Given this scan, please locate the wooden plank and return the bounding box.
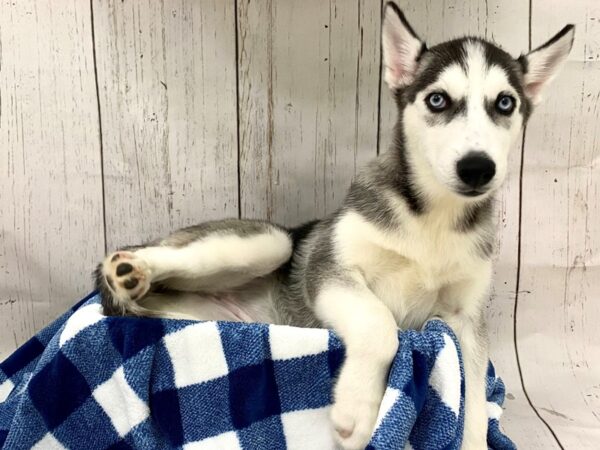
[92,0,239,251]
[518,1,600,447]
[237,0,381,225]
[0,1,104,359]
[379,1,559,447]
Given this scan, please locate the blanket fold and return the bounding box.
[0,293,515,450]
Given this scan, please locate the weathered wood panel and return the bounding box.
[92,0,239,250]
[518,0,600,447]
[379,1,558,447]
[0,1,104,359]
[237,0,381,225]
[0,2,598,447]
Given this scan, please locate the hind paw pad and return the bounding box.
[102,251,151,301]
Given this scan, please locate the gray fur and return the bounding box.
[343,167,403,230]
[424,98,467,126]
[158,219,284,248]
[274,219,339,328]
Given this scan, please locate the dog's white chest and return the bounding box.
[335,210,485,328]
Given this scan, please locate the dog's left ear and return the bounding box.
[382,2,426,90]
[519,25,575,105]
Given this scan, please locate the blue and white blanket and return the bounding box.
[0,293,515,449]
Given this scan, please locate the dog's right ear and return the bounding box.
[382,2,425,90]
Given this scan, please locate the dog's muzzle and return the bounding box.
[456,151,496,196]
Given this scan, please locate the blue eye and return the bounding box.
[426,92,450,112]
[496,94,515,114]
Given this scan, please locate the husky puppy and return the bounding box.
[95,4,573,449]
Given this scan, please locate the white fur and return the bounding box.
[315,282,399,450]
[323,200,493,448]
[103,229,290,321]
[334,209,491,320]
[441,279,491,449]
[137,230,292,287]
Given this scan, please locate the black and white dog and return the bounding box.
[95,4,573,449]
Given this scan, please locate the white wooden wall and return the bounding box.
[1,1,598,447]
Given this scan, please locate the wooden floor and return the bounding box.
[1,1,598,447]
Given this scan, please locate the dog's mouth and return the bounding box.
[456,188,488,198]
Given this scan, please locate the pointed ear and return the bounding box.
[382,2,426,90]
[520,25,575,105]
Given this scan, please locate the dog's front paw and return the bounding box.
[330,397,379,450]
[330,378,381,450]
[102,251,151,301]
[460,437,488,450]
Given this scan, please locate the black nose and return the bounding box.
[456,152,496,189]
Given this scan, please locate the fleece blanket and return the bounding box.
[0,293,515,450]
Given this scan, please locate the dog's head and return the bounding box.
[383,3,574,200]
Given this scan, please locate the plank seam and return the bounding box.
[234,0,242,220]
[90,0,108,255]
[375,0,384,155]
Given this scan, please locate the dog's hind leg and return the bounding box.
[95,219,292,316]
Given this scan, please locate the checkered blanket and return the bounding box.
[0,293,515,449]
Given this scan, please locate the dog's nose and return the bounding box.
[456,152,496,189]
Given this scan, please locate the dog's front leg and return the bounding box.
[315,279,399,450]
[445,313,489,450]
[440,272,492,450]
